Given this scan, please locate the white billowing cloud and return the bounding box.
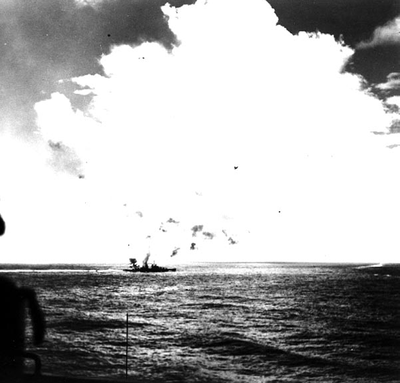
[8,0,399,263]
[357,16,400,49]
[386,95,400,109]
[0,132,78,262]
[376,72,400,92]
[35,92,101,161]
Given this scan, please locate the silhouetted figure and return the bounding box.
[0,276,45,377]
[0,214,5,236]
[0,214,45,377]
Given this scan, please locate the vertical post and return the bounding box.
[126,312,128,379]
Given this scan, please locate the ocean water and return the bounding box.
[1,262,399,382]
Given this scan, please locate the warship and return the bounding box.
[123,255,176,273]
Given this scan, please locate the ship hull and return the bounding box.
[123,268,177,273]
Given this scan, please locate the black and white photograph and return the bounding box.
[0,0,399,381]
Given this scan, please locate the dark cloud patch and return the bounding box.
[228,237,237,245]
[268,0,400,97]
[96,0,187,50]
[267,0,399,47]
[167,218,179,224]
[346,45,400,97]
[222,230,237,245]
[202,231,214,240]
[0,0,194,137]
[191,225,203,237]
[389,120,400,134]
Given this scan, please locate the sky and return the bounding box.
[0,0,399,264]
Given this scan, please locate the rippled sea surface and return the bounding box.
[1,263,399,382]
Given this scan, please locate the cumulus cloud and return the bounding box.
[357,16,400,49]
[0,0,193,142]
[376,72,400,91]
[386,95,400,109]
[20,0,400,263]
